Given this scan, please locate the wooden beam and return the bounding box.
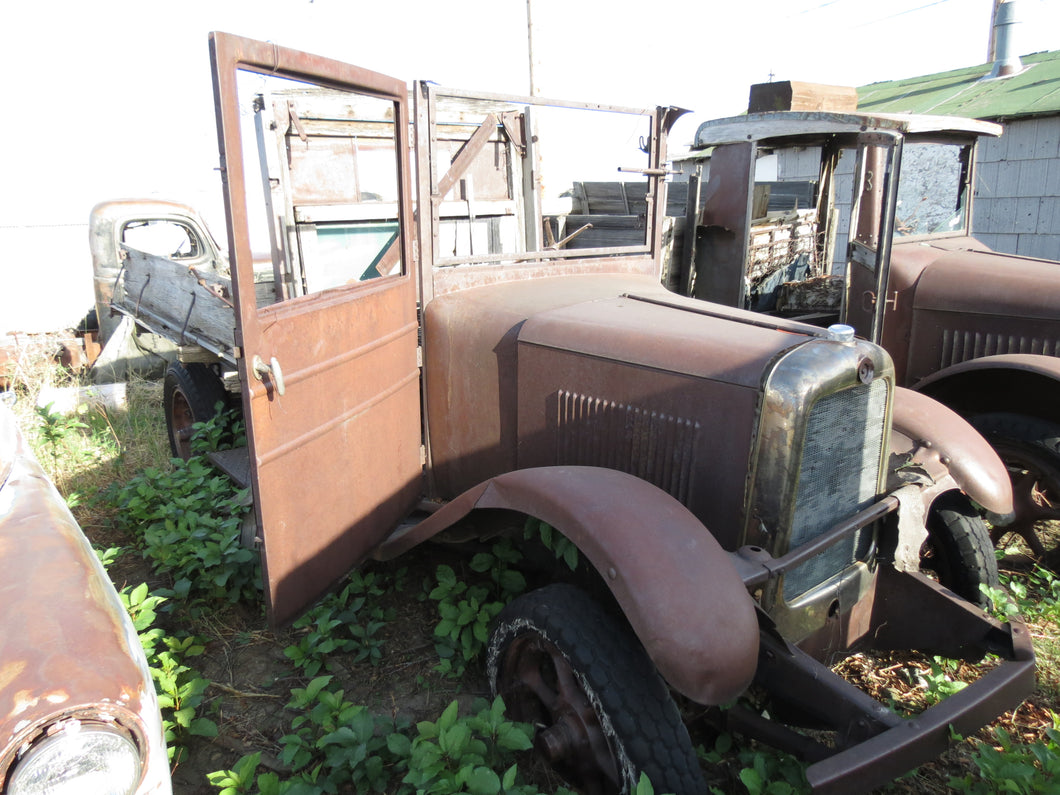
[748,81,858,114]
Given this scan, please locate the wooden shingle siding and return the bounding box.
[974,116,1060,260]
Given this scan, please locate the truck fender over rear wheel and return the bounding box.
[921,493,1000,608]
[486,583,705,795]
[163,362,227,460]
[971,412,1060,565]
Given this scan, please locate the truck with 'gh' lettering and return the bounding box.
[673,81,1060,566]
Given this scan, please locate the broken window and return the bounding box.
[121,219,203,261]
[894,143,968,237]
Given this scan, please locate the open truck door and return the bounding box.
[210,33,422,626]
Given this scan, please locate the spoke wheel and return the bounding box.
[163,363,227,460]
[487,584,705,795]
[503,634,622,792]
[972,413,1060,567]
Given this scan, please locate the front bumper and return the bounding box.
[735,562,1035,794]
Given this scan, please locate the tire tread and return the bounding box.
[488,584,705,795]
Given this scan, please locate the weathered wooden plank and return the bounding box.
[577,182,629,214]
[752,185,772,221]
[623,183,649,217]
[760,181,816,212]
[116,247,237,351]
[562,214,646,248]
[665,182,690,216]
[748,81,858,113]
[574,181,690,217]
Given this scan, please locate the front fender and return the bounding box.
[890,387,1013,517]
[914,354,1060,425]
[376,466,759,705]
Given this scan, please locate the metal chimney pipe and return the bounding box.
[988,0,1024,78]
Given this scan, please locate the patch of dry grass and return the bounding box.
[3,331,170,533]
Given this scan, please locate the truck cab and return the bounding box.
[681,83,1060,563]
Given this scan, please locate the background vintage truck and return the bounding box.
[89,33,1035,794]
[662,81,1060,566]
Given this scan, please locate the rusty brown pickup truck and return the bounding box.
[0,399,170,794]
[675,84,1060,565]
[101,33,1036,794]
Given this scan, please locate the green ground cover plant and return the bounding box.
[285,571,397,676]
[208,688,576,795]
[118,577,219,760]
[111,456,260,609]
[428,542,526,678]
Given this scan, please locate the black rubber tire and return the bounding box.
[163,362,227,460]
[972,413,1060,458]
[921,493,1000,608]
[486,583,705,795]
[971,412,1060,563]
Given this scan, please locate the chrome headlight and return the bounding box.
[8,720,142,795]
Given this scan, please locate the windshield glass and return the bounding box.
[895,142,968,237]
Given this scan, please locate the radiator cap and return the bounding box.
[827,324,855,343]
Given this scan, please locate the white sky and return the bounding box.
[0,0,1057,332]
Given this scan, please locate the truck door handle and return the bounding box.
[253,355,286,396]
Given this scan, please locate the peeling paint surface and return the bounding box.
[0,403,170,793]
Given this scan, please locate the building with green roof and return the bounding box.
[858,49,1060,260]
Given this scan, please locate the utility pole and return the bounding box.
[527,0,538,96]
[987,0,1006,62]
[524,0,543,245]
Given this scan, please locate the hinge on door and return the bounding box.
[500,111,526,157]
[417,346,423,369]
[420,444,427,466]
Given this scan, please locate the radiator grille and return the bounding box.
[556,390,699,505]
[783,378,888,600]
[940,329,1060,369]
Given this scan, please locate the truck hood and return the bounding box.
[892,238,1060,322]
[519,290,819,389]
[424,274,823,501]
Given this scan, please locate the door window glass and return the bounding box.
[235,70,406,300]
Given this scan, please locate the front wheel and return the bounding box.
[920,493,999,608]
[971,412,1060,566]
[486,584,705,795]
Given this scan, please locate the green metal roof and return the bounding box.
[858,49,1060,121]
